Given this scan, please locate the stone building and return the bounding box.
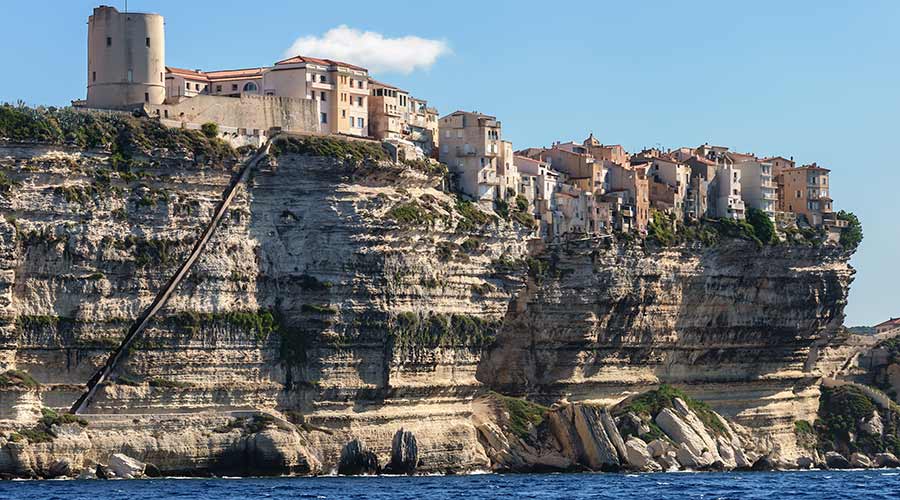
[715,164,746,220]
[732,159,777,216]
[86,5,165,108]
[780,163,835,227]
[438,111,504,202]
[368,79,439,155]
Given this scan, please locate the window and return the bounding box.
[92,71,96,82]
[356,96,363,106]
[358,117,365,128]
[164,110,168,118]
[358,80,363,89]
[320,91,326,101]
[146,37,150,47]
[243,82,258,92]
[160,72,163,83]
[186,82,190,90]
[127,69,133,82]
[106,37,111,47]
[320,112,327,124]
[445,130,450,138]
[232,84,238,91]
[349,116,354,127]
[196,83,201,90]
[319,75,326,83]
[341,110,346,118]
[216,85,222,92]
[349,78,354,87]
[144,92,149,102]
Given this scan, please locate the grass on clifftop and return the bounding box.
[613,384,729,436]
[492,392,549,440]
[270,135,387,163]
[0,103,234,163]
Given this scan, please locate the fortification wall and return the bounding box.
[145,94,320,135]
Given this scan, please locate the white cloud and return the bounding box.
[284,25,450,75]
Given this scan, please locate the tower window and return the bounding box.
[144,92,149,103]
[127,70,133,82]
[92,71,96,82]
[146,37,150,47]
[106,37,111,47]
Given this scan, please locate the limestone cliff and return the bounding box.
[0,117,858,476]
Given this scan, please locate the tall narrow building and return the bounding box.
[86,5,166,108]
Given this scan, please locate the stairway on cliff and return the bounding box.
[70,138,274,415]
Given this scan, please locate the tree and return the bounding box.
[200,122,219,139]
[746,207,775,244]
[837,210,863,251]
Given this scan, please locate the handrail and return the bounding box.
[70,138,273,414]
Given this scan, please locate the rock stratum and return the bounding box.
[0,124,861,477]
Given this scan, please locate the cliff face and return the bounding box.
[0,137,856,475]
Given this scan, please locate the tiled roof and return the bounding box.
[275,55,367,71]
[876,318,900,329]
[368,78,407,93]
[166,67,209,81]
[204,67,265,81]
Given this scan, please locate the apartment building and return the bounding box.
[780,163,834,226]
[606,163,650,231]
[733,159,777,216]
[438,111,504,202]
[875,318,900,334]
[715,164,746,220]
[765,156,796,212]
[368,79,439,155]
[645,157,690,217]
[205,68,265,97]
[544,142,606,195]
[582,133,628,165]
[263,55,369,136]
[497,141,519,199]
[516,155,562,236]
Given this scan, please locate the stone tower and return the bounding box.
[86,5,165,108]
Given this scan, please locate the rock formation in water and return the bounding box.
[0,110,866,477]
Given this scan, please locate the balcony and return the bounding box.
[823,214,848,228]
[310,81,335,91]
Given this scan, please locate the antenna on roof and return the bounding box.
[124,0,127,13]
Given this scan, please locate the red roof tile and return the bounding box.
[274,55,367,72]
[166,67,209,82]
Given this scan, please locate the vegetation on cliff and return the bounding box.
[837,210,863,251]
[813,385,900,457]
[492,393,549,440]
[646,210,766,248]
[390,312,498,349]
[10,408,87,444]
[0,103,234,162]
[613,384,729,436]
[0,369,40,390]
[270,135,387,163]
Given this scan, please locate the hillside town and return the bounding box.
[77,5,848,242]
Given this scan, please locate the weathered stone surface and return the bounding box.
[647,439,672,458]
[875,452,900,468]
[623,437,661,471]
[657,451,680,471]
[675,443,703,469]
[656,409,708,459]
[825,451,851,469]
[850,452,873,468]
[796,456,814,469]
[385,428,418,475]
[600,409,628,461]
[108,453,145,479]
[751,456,776,471]
[861,412,883,436]
[337,439,379,476]
[47,458,71,478]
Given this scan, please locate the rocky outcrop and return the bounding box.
[384,428,418,474]
[338,439,380,476]
[825,451,851,469]
[108,453,145,479]
[0,126,860,476]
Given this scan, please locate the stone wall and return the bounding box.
[144,94,320,135]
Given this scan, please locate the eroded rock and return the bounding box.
[385,428,419,475]
[338,439,380,475]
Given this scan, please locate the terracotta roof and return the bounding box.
[368,78,407,93]
[686,156,717,166]
[875,318,900,329]
[275,55,367,72]
[166,67,209,81]
[204,67,265,81]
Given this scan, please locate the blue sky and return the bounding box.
[2,0,897,326]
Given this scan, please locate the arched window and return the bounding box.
[243,82,258,93]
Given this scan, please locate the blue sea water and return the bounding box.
[0,470,897,500]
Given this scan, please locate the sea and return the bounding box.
[0,470,897,500]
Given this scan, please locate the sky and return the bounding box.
[1,0,897,326]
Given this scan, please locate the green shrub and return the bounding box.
[515,195,529,212]
[147,378,191,389]
[271,135,387,163]
[0,171,20,194]
[746,207,776,244]
[301,303,338,315]
[0,369,39,389]
[174,309,279,340]
[512,210,536,229]
[200,122,219,138]
[647,210,677,246]
[493,392,549,440]
[713,217,762,246]
[494,199,509,219]
[837,210,863,251]
[614,384,729,436]
[387,202,436,226]
[455,198,494,232]
[390,312,498,349]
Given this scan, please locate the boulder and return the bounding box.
[600,409,628,461]
[675,442,703,469]
[249,428,320,475]
[875,452,900,468]
[109,453,145,479]
[861,411,883,436]
[144,463,161,478]
[623,437,661,471]
[385,428,418,475]
[618,412,650,438]
[796,456,815,469]
[95,464,113,479]
[655,408,709,458]
[571,405,620,471]
[825,451,851,469]
[47,458,71,478]
[657,451,680,471]
[647,439,671,458]
[716,436,737,469]
[850,452,873,468]
[673,397,691,416]
[751,455,776,471]
[338,439,380,475]
[77,468,97,480]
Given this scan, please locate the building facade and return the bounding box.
[438,111,504,202]
[733,160,777,216]
[86,6,165,108]
[780,163,833,226]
